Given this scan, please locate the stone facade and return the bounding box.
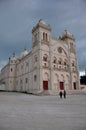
[0,19,80,94]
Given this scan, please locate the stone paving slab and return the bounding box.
[0,92,86,130]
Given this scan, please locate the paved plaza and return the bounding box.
[0,92,86,130]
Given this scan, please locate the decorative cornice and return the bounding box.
[32,22,51,33]
[61,34,75,41]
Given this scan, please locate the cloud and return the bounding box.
[0,0,86,72]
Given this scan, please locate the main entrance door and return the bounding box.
[60,82,64,90]
[73,82,76,90]
[43,81,48,90]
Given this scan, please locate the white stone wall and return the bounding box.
[0,20,80,93]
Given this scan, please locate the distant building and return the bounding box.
[0,19,80,94]
[80,75,86,85]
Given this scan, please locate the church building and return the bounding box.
[0,19,80,94]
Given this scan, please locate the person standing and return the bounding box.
[59,91,63,99]
[63,90,66,98]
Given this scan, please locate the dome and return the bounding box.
[63,30,71,36]
[20,49,28,59]
[10,52,16,61]
[39,19,46,25]
[61,30,75,40]
[10,57,16,61]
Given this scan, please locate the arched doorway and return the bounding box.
[43,72,49,90]
[60,74,65,90]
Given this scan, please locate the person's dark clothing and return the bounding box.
[63,90,66,98]
[59,91,62,98]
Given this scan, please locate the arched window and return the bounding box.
[59,61,61,64]
[43,54,48,61]
[25,78,28,83]
[63,60,67,70]
[58,58,62,65]
[46,33,48,41]
[64,59,68,65]
[64,62,66,65]
[34,75,37,81]
[11,68,13,72]
[58,58,62,69]
[53,57,57,63]
[72,61,75,66]
[43,32,45,40]
[43,32,48,41]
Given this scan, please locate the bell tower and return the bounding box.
[61,30,79,90]
[31,20,51,92]
[32,19,51,48]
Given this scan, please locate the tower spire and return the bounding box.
[13,51,15,57]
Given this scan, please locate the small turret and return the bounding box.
[11,52,16,62]
[19,48,28,59]
[61,30,75,41]
[32,19,51,33]
[38,19,46,25]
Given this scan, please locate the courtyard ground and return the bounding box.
[0,92,86,130]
